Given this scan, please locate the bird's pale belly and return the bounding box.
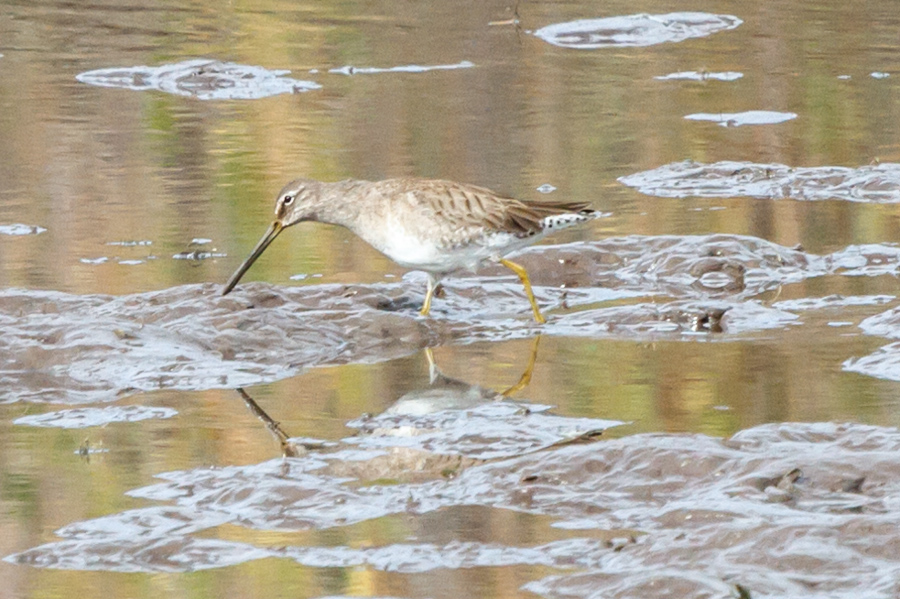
[378,235,494,273]
[368,227,525,274]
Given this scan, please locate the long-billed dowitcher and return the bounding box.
[222,178,601,323]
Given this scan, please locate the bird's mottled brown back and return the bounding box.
[377,178,592,237]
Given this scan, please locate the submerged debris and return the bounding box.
[3,234,900,403]
[15,405,177,429]
[76,59,321,100]
[9,421,900,599]
[684,111,797,127]
[620,160,900,203]
[533,12,743,49]
[328,61,474,75]
[0,224,46,236]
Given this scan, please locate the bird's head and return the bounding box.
[221,178,324,295]
[272,178,325,226]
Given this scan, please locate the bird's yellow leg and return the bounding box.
[420,277,436,316]
[499,258,546,324]
[423,346,443,383]
[502,335,542,396]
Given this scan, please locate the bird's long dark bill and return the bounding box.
[221,221,283,295]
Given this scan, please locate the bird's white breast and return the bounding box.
[358,212,449,270]
[358,211,510,273]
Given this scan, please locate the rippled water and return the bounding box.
[2,1,900,598]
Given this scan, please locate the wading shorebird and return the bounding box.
[221,178,601,323]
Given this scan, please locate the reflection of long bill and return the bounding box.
[221,221,284,295]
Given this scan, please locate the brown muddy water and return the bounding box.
[2,1,900,598]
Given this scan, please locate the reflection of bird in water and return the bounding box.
[221,177,603,322]
[237,337,603,482]
[236,388,320,458]
[384,336,540,417]
[236,337,541,456]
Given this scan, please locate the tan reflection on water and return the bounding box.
[0,0,898,295]
[2,0,900,597]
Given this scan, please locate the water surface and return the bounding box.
[2,0,900,597]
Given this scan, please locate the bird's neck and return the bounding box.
[313,179,368,228]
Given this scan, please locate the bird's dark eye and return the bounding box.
[283,195,295,205]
